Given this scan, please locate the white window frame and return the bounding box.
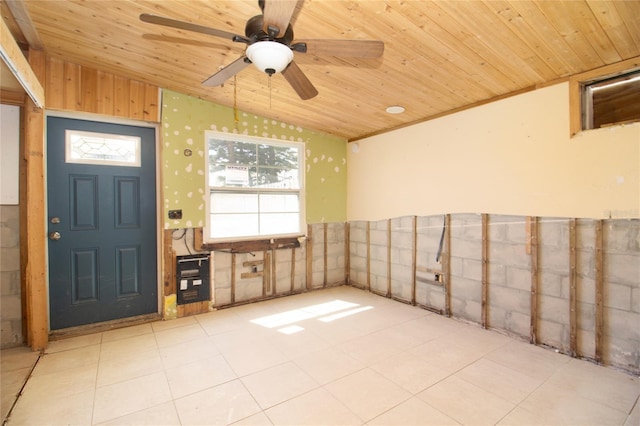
[204,131,306,243]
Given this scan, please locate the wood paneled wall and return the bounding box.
[44,56,159,122]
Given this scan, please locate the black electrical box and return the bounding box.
[176,254,210,305]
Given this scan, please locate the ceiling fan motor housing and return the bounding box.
[245,15,293,44]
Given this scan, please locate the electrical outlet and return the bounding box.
[168,209,182,220]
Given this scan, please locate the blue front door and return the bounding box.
[47,116,158,330]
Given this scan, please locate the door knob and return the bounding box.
[49,231,61,241]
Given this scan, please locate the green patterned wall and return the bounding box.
[161,89,347,230]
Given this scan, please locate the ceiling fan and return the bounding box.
[140,0,384,100]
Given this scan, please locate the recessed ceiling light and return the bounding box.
[385,105,405,114]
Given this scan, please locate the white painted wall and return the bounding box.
[1,104,20,205]
[347,82,640,221]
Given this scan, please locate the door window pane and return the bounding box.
[66,130,141,167]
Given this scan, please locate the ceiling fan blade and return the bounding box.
[297,39,384,58]
[281,61,318,100]
[140,14,242,42]
[202,56,251,87]
[262,0,298,38]
[142,34,231,50]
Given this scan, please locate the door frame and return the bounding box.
[44,110,163,331]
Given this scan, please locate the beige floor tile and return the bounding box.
[417,375,515,426]
[159,334,221,370]
[625,399,640,426]
[518,382,629,425]
[241,361,319,409]
[46,333,103,353]
[367,396,459,426]
[93,371,172,424]
[101,323,153,343]
[337,325,419,366]
[294,347,365,385]
[33,344,100,376]
[96,401,181,425]
[265,387,362,425]
[20,363,97,400]
[218,340,287,377]
[484,339,569,380]
[370,350,451,394]
[154,323,208,348]
[97,348,164,387]
[544,358,640,413]
[497,406,563,426]
[325,368,411,422]
[174,379,261,425]
[152,315,198,332]
[0,346,40,371]
[100,333,158,360]
[455,358,544,404]
[267,327,331,359]
[8,389,94,426]
[230,411,273,425]
[196,310,247,336]
[165,354,237,399]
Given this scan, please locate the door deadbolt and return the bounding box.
[49,231,61,241]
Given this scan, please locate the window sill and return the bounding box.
[194,228,302,253]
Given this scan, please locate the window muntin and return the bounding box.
[206,132,304,242]
[65,130,141,167]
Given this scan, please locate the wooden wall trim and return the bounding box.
[23,49,47,351]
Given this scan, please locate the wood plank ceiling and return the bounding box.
[3,0,640,140]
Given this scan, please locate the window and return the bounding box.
[570,59,640,137]
[582,70,640,130]
[205,131,304,242]
[66,130,141,167]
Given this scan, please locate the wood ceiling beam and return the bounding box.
[0,17,44,108]
[5,0,44,50]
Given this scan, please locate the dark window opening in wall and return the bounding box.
[582,70,640,130]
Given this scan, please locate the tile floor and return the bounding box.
[3,286,640,425]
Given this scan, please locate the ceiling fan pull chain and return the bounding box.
[233,75,239,130]
[269,75,272,109]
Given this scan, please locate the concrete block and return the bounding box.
[632,287,640,314]
[538,218,568,248]
[391,230,413,250]
[488,263,506,286]
[604,282,632,311]
[390,279,411,301]
[450,214,482,240]
[505,266,531,292]
[213,252,231,268]
[371,220,387,231]
[490,241,530,269]
[0,271,20,296]
[576,220,596,250]
[0,248,19,272]
[327,269,344,285]
[577,301,595,332]
[577,328,596,359]
[451,238,483,260]
[539,271,563,298]
[605,219,640,253]
[576,276,595,304]
[371,245,387,262]
[214,287,231,306]
[370,259,386,277]
[539,246,569,273]
[503,310,530,338]
[538,319,568,351]
[489,285,530,315]
[605,335,640,373]
[350,227,366,243]
[539,294,570,325]
[450,276,482,304]
[606,308,640,342]
[605,253,640,286]
[462,258,482,281]
[370,229,387,246]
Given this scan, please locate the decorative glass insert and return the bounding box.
[65,130,141,167]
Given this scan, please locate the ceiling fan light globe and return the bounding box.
[246,41,293,75]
